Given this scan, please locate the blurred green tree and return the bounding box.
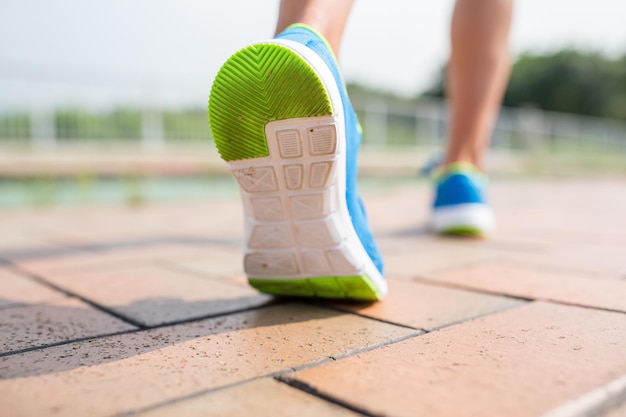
[426,49,626,120]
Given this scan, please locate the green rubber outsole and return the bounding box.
[208,43,333,161]
[249,275,382,302]
[439,225,486,237]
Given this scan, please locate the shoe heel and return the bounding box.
[209,42,386,301]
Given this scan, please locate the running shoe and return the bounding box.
[430,162,494,236]
[208,24,386,301]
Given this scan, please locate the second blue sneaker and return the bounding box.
[430,163,495,236]
[208,25,386,301]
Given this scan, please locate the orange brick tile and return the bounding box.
[39,264,273,326]
[605,402,626,417]
[0,232,62,252]
[378,236,503,277]
[361,184,428,235]
[16,244,209,275]
[429,262,626,312]
[540,374,626,417]
[0,268,64,308]
[0,303,417,417]
[160,248,244,281]
[0,297,135,354]
[329,278,522,330]
[0,219,82,251]
[500,244,626,278]
[135,378,360,417]
[290,302,626,417]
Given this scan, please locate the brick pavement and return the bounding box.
[1,179,625,416]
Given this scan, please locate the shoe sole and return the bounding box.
[431,203,494,237]
[209,40,386,301]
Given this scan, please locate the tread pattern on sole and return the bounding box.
[209,43,333,161]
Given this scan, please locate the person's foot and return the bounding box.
[208,24,386,301]
[429,162,494,237]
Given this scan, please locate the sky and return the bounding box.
[1,0,626,109]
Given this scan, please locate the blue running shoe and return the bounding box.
[430,163,495,236]
[208,24,386,301]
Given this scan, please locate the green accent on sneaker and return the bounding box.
[209,43,333,161]
[439,225,486,237]
[432,162,484,184]
[248,275,382,301]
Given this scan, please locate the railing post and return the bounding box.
[364,98,388,149]
[30,106,56,150]
[141,106,164,151]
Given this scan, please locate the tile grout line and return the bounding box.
[0,293,284,359]
[0,328,140,358]
[4,262,147,329]
[134,300,284,330]
[326,330,425,362]
[275,377,382,417]
[536,299,626,315]
[407,275,626,315]
[424,300,529,333]
[114,330,425,417]
[308,287,531,334]
[113,365,334,417]
[539,373,626,417]
[310,301,426,331]
[0,236,241,262]
[408,274,534,302]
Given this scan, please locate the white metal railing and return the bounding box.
[1,96,625,153]
[353,96,626,153]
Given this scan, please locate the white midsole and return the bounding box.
[430,203,495,233]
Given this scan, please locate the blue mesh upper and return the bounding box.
[434,172,487,208]
[275,25,384,275]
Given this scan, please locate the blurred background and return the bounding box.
[1,0,625,208]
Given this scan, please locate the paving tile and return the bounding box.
[492,183,626,246]
[25,207,183,243]
[0,297,135,354]
[506,244,626,278]
[381,234,625,280]
[0,231,63,253]
[160,247,245,282]
[495,215,626,247]
[0,303,417,417]
[0,211,112,248]
[377,233,549,278]
[541,373,626,417]
[362,184,428,235]
[290,302,626,417]
[381,240,498,277]
[605,401,626,417]
[329,278,523,330]
[39,264,273,327]
[135,378,360,417]
[155,200,243,238]
[0,220,79,252]
[0,268,64,309]
[428,262,626,312]
[28,200,242,243]
[16,244,209,275]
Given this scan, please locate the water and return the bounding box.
[0,174,419,210]
[0,175,240,209]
